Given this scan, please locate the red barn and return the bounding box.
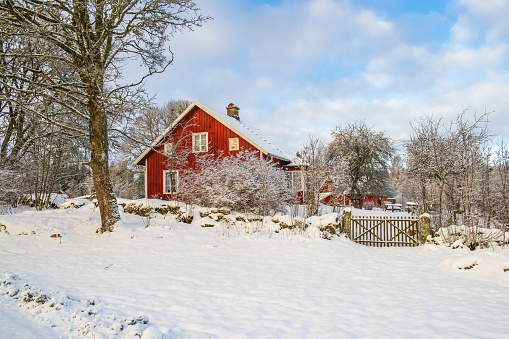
[134,101,302,199]
[318,180,387,208]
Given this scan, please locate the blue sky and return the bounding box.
[137,0,509,156]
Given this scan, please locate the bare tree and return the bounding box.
[327,151,350,211]
[492,140,509,229]
[298,136,330,217]
[0,28,41,168]
[405,116,452,221]
[0,1,209,232]
[405,110,492,230]
[1,27,91,205]
[0,166,24,206]
[451,111,491,227]
[117,99,191,162]
[329,121,394,208]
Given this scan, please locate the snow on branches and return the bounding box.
[178,151,293,215]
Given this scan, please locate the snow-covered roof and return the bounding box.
[134,101,293,165]
[207,104,292,161]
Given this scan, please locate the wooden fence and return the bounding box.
[350,215,420,247]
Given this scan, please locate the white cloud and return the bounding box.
[451,0,509,45]
[136,0,509,155]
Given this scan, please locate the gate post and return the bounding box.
[343,207,351,238]
[419,213,431,244]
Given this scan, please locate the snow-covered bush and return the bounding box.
[179,151,293,215]
[435,225,508,250]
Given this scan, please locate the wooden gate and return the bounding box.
[350,215,420,247]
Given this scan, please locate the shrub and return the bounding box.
[177,212,192,224]
[154,207,169,215]
[178,151,293,215]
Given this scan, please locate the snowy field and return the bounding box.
[1,199,509,338]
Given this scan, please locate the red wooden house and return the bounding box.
[134,101,303,199]
[318,179,387,208]
[320,192,388,208]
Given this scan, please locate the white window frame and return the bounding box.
[163,170,179,194]
[164,142,174,156]
[192,132,208,153]
[287,170,304,192]
[229,137,239,151]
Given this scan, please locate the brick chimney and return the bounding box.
[226,103,240,120]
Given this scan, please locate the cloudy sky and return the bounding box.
[139,0,509,156]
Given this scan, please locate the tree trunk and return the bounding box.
[351,195,363,209]
[88,91,119,233]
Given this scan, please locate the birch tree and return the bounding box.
[0,0,209,232]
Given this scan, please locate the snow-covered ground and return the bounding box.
[1,199,509,338]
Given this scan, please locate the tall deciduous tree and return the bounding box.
[329,121,394,208]
[0,0,209,232]
[405,110,491,228]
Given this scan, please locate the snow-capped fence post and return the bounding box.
[420,213,431,244]
[343,207,351,238]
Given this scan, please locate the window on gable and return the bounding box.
[163,170,178,194]
[229,137,239,151]
[192,132,208,152]
[286,170,304,192]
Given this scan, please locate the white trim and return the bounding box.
[192,132,208,153]
[163,170,179,194]
[144,160,148,198]
[164,142,174,155]
[134,101,291,165]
